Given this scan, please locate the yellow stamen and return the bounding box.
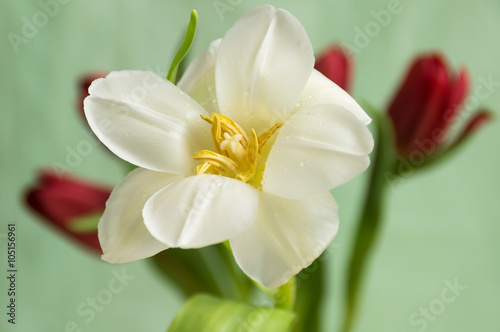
[193,150,239,175]
[258,122,284,155]
[194,113,283,189]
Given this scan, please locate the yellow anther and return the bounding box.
[196,162,212,175]
[201,113,249,149]
[193,150,239,175]
[194,113,282,188]
[257,122,283,155]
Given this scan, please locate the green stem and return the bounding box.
[214,244,253,301]
[253,277,297,311]
[166,10,197,84]
[292,258,324,332]
[340,110,396,332]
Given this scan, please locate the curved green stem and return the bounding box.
[253,277,297,311]
[167,10,197,84]
[293,257,325,332]
[340,108,396,332]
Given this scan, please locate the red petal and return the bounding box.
[25,170,112,254]
[435,68,470,139]
[77,72,107,120]
[388,54,451,157]
[450,111,493,148]
[314,45,353,93]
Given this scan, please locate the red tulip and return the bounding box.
[315,45,353,93]
[25,170,111,254]
[387,53,492,160]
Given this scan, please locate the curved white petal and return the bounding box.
[296,69,372,125]
[177,39,221,93]
[143,174,259,248]
[230,191,339,288]
[99,168,181,263]
[84,70,211,175]
[263,104,374,199]
[177,40,221,115]
[215,5,314,133]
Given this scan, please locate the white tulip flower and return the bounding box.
[84,5,373,288]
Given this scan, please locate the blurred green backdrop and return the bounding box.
[1,0,500,331]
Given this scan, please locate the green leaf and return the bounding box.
[67,213,101,233]
[167,294,296,332]
[151,248,223,297]
[151,244,253,301]
[166,10,198,84]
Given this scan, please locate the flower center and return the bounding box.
[193,113,283,189]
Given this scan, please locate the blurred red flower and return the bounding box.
[25,170,111,254]
[315,45,353,93]
[387,54,492,159]
[77,72,107,120]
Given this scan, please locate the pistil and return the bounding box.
[193,113,283,188]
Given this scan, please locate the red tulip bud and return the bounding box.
[25,170,111,254]
[315,45,353,93]
[388,54,470,158]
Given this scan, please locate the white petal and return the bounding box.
[177,39,221,93]
[143,174,259,248]
[99,168,181,263]
[230,191,339,288]
[296,69,372,125]
[177,40,221,115]
[215,5,314,133]
[263,104,374,199]
[84,70,211,175]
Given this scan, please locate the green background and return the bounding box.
[1,0,499,331]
